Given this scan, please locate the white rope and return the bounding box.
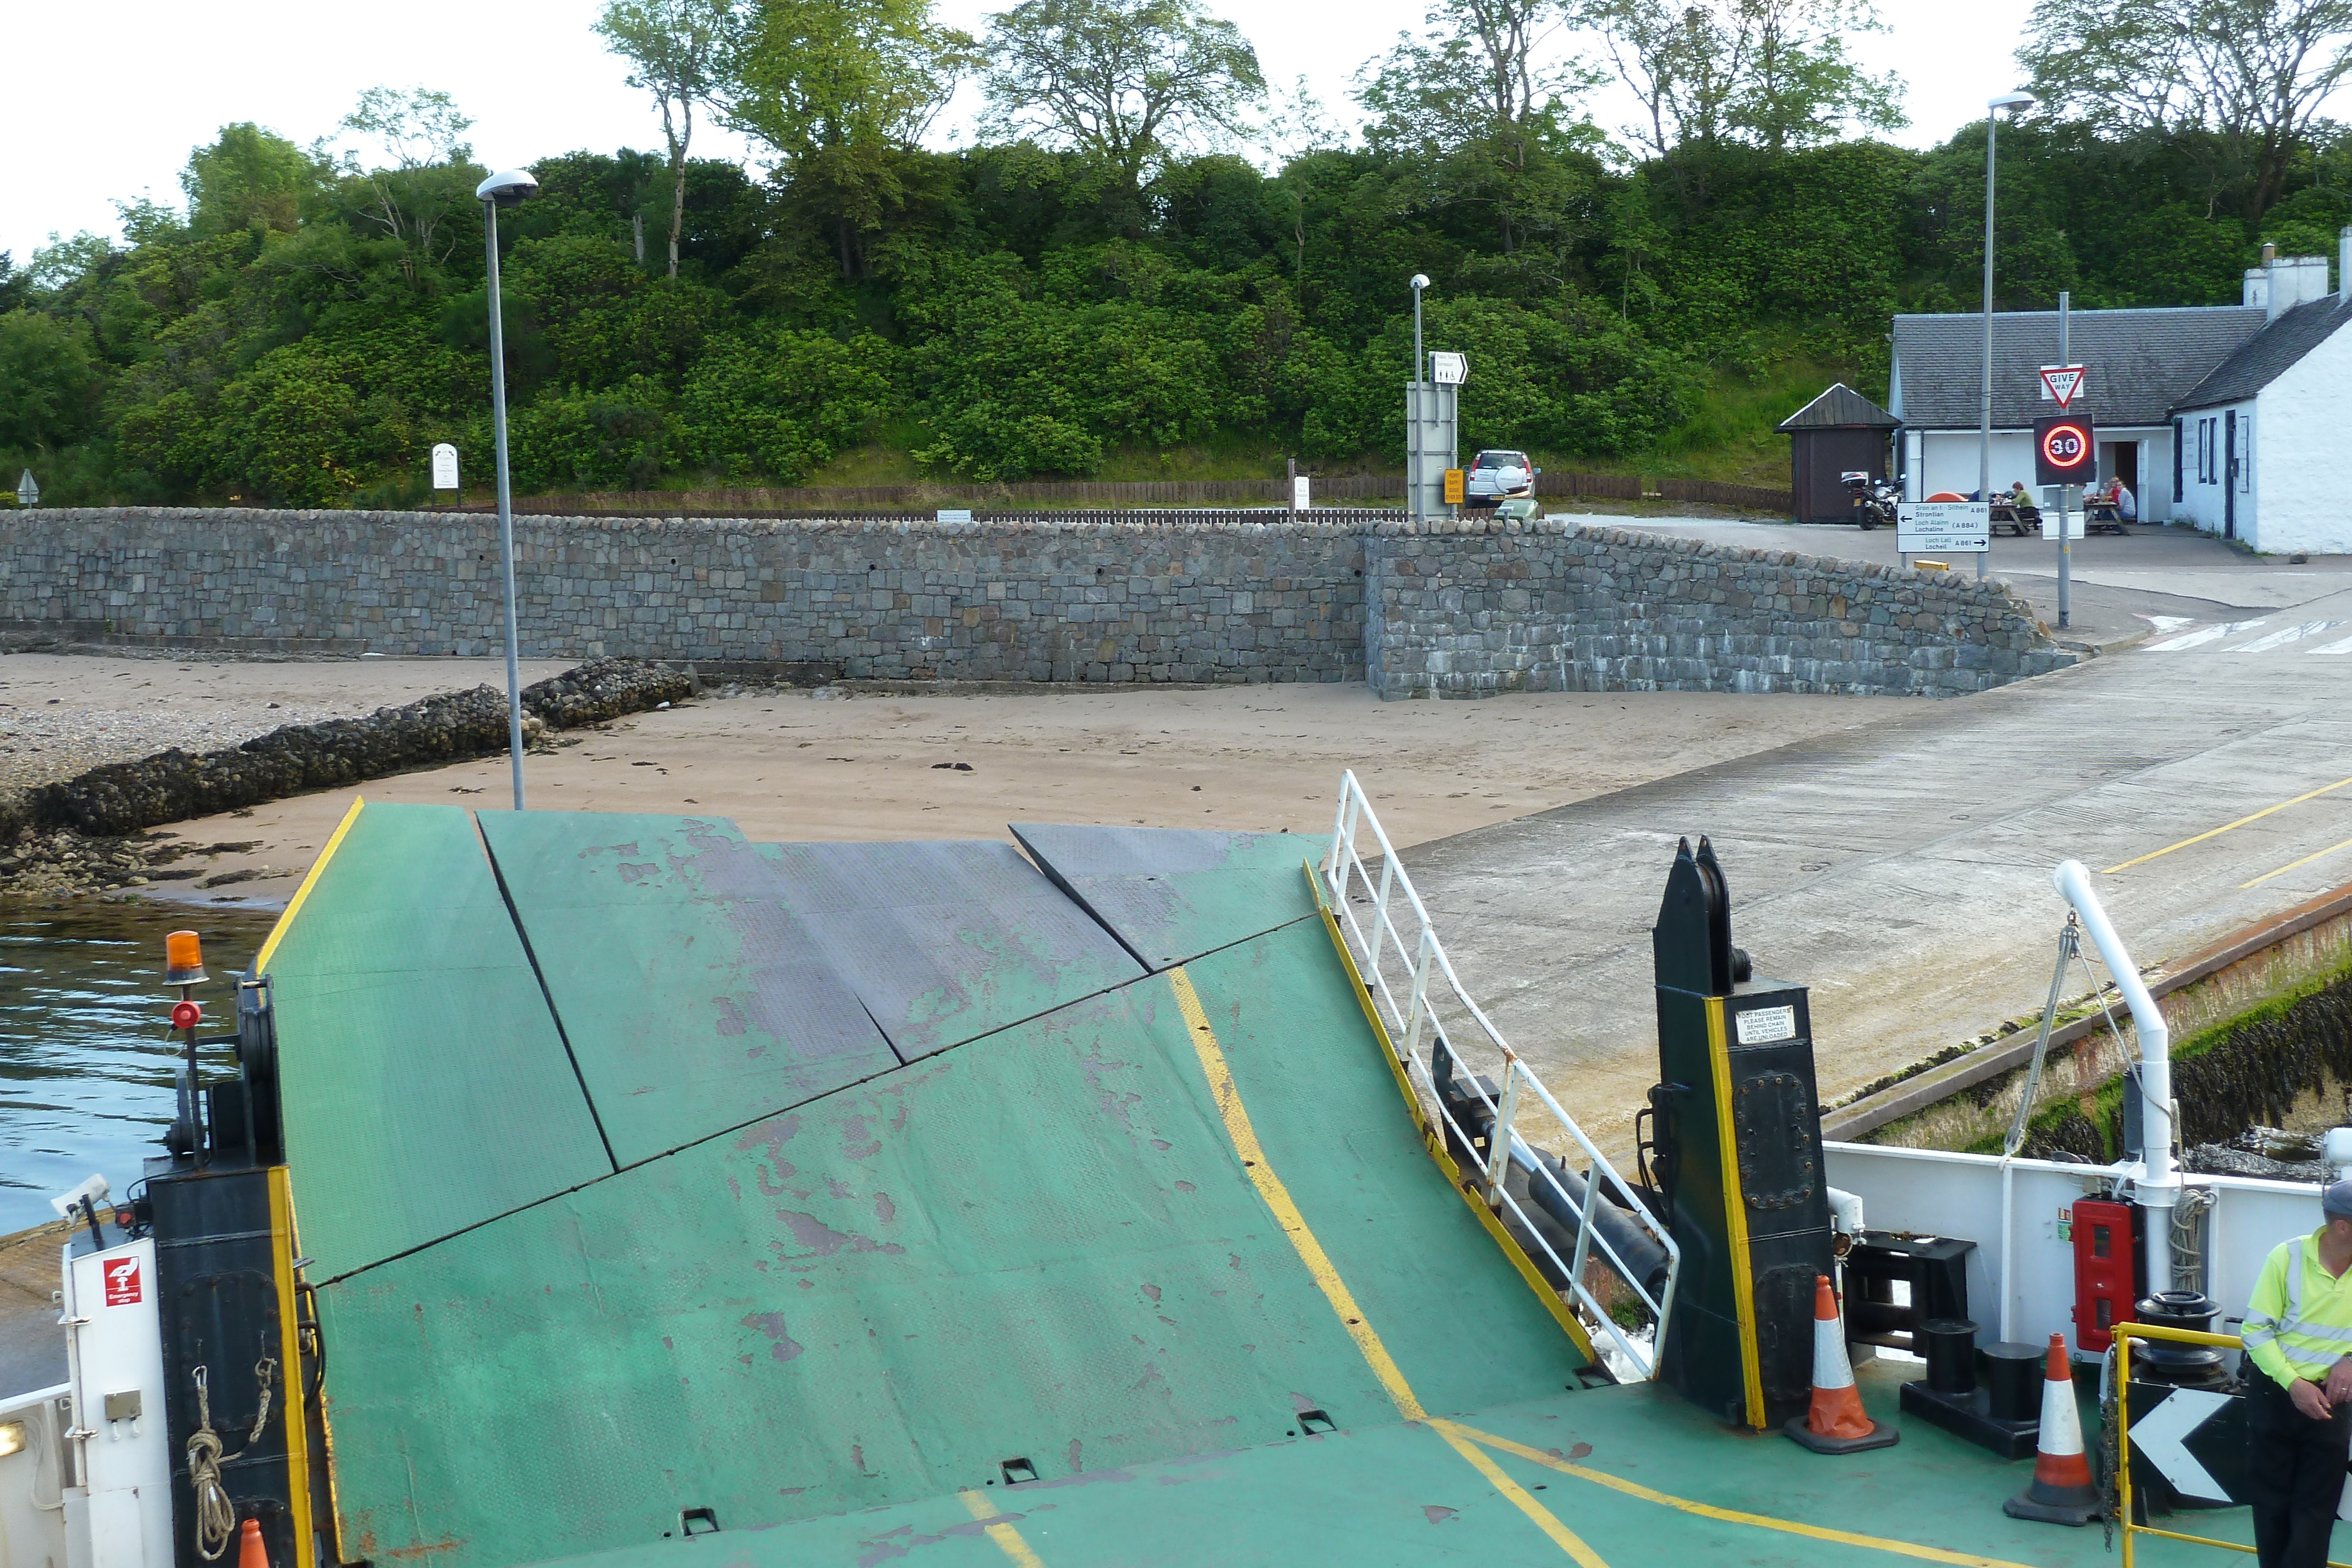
[186,1359,278,1563]
[187,1367,235,1562]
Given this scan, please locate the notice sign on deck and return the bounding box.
[1897,501,1989,554]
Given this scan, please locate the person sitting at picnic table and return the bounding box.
[2114,478,2136,520]
[2005,482,2033,509]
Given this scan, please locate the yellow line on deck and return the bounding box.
[1430,1425,1612,1568]
[2242,833,2352,889]
[1170,965,1425,1422]
[957,1490,1047,1568]
[1439,1421,2037,1568]
[1167,965,1611,1566]
[2104,774,2352,873]
[253,796,366,972]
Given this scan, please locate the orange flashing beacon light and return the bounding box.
[165,930,208,987]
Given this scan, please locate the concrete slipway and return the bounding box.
[1408,524,2352,1152]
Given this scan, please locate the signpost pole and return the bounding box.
[2057,292,2071,631]
[1978,106,1998,584]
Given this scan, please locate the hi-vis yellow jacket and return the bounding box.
[2242,1229,2352,1388]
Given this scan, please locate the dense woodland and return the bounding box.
[5,0,2351,507]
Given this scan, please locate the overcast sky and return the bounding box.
[1,0,2047,268]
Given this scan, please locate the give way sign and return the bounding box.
[2040,365,2087,408]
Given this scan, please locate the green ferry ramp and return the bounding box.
[259,801,2190,1568]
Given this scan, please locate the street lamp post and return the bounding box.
[1409,273,1431,521]
[1978,91,2037,583]
[477,166,541,813]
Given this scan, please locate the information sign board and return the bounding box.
[1292,475,1311,511]
[1430,352,1468,386]
[1897,500,1989,554]
[430,442,460,490]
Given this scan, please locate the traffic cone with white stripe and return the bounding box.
[1786,1274,1898,1453]
[2003,1332,2102,1525]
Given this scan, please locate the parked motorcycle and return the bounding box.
[1842,471,1899,531]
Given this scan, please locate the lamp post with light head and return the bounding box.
[1410,274,1431,520]
[1978,91,2036,581]
[477,166,540,812]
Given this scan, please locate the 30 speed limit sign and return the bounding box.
[2034,413,2097,486]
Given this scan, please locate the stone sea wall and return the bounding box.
[1365,523,2076,698]
[1,509,2073,698]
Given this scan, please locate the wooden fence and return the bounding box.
[465,470,1791,517]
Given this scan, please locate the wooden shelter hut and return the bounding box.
[1778,383,1899,524]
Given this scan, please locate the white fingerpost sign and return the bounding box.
[1897,500,1990,553]
[430,443,460,491]
[1292,475,1311,511]
[2039,365,2087,408]
[1429,351,1468,385]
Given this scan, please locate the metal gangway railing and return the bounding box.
[1320,770,1680,1379]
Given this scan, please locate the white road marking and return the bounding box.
[2137,615,2196,633]
[2227,620,2345,653]
[2313,634,2352,656]
[2129,1388,2235,1503]
[2147,619,2270,650]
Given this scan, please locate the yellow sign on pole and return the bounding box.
[1442,469,1465,506]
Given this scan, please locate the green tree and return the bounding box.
[331,88,483,279]
[726,0,975,278]
[2020,0,2352,221]
[978,0,1265,195]
[0,313,98,451]
[595,0,739,277]
[1577,0,1905,157]
[182,123,322,236]
[1359,0,1607,263]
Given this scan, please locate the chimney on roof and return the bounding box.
[2263,240,2277,262]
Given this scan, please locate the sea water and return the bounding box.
[0,901,276,1234]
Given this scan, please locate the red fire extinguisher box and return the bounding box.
[2072,1198,2144,1352]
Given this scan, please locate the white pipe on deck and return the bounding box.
[2053,859,2175,1292]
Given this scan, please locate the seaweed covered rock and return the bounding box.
[22,660,686,840]
[522,659,693,728]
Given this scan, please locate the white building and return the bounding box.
[1889,233,2352,553]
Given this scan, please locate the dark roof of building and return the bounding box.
[1892,306,2266,429]
[2174,294,2352,410]
[1776,383,1899,432]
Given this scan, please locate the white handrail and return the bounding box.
[1320,770,1680,1379]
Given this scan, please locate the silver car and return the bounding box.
[1465,449,1537,506]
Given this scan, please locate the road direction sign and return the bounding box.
[1897,501,1989,553]
[2039,365,2087,407]
[2035,413,2097,486]
[1430,352,1468,385]
[431,442,460,490]
[15,469,36,507]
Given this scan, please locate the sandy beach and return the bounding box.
[50,669,1932,906]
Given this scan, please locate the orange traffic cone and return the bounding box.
[237,1519,269,1568]
[2003,1332,2102,1525]
[1785,1275,1898,1453]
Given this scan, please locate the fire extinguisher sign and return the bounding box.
[102,1255,141,1307]
[2035,413,2097,487]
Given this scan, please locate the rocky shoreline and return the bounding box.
[0,659,692,898]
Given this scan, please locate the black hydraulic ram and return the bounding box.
[1429,1040,1671,1302]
